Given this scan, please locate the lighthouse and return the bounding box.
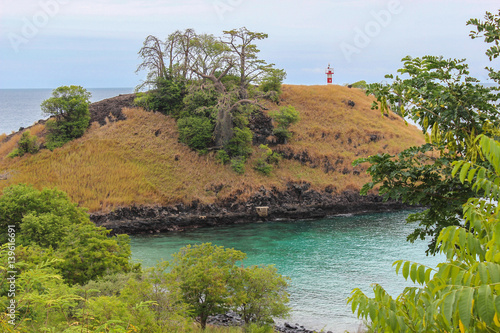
[325,64,334,84]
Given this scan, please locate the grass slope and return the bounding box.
[0,85,424,212]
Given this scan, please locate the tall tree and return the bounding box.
[136,35,167,90]
[354,12,500,252]
[176,28,197,80]
[189,33,235,93]
[223,27,273,98]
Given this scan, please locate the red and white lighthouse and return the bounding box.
[325,63,334,84]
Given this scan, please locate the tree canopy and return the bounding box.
[354,11,500,254]
[41,85,92,150]
[348,9,500,333]
[135,27,291,174]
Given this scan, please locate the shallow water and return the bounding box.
[130,210,443,332]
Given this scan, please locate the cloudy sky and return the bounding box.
[0,0,498,89]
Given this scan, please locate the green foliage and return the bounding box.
[41,85,91,150]
[0,184,134,285]
[348,12,500,331]
[0,184,88,243]
[355,55,499,253]
[165,243,290,329]
[270,106,300,143]
[233,265,290,325]
[7,131,39,158]
[348,134,500,333]
[216,149,230,165]
[134,76,185,115]
[254,144,281,176]
[468,10,500,61]
[231,156,246,175]
[166,243,246,329]
[349,80,368,89]
[244,323,275,333]
[55,223,134,285]
[467,10,500,83]
[259,68,287,102]
[177,116,214,152]
[182,84,220,119]
[227,127,253,158]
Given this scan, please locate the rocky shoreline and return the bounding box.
[91,181,411,235]
[207,311,335,333]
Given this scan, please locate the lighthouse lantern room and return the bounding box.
[325,64,334,84]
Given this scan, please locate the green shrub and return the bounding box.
[41,85,91,150]
[270,105,300,143]
[135,76,184,115]
[259,69,287,103]
[177,116,214,152]
[227,127,253,158]
[182,84,219,118]
[349,80,368,89]
[8,130,39,158]
[0,184,135,285]
[231,156,246,174]
[254,159,272,175]
[165,243,290,329]
[254,145,281,175]
[244,323,275,333]
[216,149,230,164]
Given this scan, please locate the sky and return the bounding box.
[0,0,498,89]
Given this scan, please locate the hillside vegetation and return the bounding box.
[0,84,424,212]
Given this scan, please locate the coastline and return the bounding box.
[91,184,411,235]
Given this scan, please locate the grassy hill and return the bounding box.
[0,84,424,213]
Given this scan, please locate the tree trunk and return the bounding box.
[214,106,233,148]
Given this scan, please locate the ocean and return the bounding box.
[0,88,134,135]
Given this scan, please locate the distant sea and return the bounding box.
[0,88,134,135]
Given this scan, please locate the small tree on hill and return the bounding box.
[41,85,92,150]
[8,130,40,158]
[270,105,300,144]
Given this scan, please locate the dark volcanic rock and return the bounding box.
[89,93,136,126]
[207,312,323,333]
[90,181,411,235]
[249,110,275,145]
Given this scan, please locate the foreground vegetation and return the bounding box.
[0,184,289,332]
[349,10,500,332]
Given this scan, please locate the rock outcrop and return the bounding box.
[91,181,408,235]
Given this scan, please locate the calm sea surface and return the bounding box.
[130,210,444,333]
[0,88,133,135]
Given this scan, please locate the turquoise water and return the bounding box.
[130,210,443,332]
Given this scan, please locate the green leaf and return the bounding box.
[442,290,457,326]
[458,287,474,327]
[477,284,495,325]
[459,162,471,183]
[402,261,410,280]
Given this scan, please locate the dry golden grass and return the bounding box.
[0,85,425,212]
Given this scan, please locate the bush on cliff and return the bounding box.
[41,85,92,150]
[7,130,40,158]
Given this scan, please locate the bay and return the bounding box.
[0,88,133,135]
[130,210,443,332]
